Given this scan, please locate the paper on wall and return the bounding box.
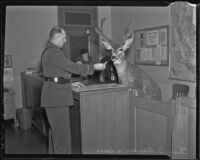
[147,30,159,45]
[140,48,148,61]
[155,45,162,65]
[161,46,168,60]
[147,48,153,61]
[160,28,167,45]
[4,68,13,81]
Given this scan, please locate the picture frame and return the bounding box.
[134,25,169,66]
[4,55,12,68]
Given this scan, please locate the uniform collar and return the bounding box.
[46,41,63,52]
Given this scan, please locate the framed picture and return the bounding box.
[4,55,12,68]
[134,25,169,66]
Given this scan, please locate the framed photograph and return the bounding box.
[4,55,12,68]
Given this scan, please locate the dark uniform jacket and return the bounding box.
[100,55,119,83]
[41,42,94,108]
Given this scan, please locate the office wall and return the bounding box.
[111,6,196,102]
[4,6,57,108]
[4,6,196,110]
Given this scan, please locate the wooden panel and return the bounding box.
[188,107,196,159]
[172,106,188,159]
[129,91,175,157]
[80,90,129,154]
[172,97,196,159]
[135,108,167,153]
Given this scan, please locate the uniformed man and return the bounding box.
[41,26,106,154]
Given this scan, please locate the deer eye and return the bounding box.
[118,48,123,52]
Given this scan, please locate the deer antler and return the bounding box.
[122,19,134,51]
[95,18,113,47]
[124,19,134,39]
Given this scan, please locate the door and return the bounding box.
[58,6,99,62]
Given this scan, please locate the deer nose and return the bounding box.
[111,55,116,61]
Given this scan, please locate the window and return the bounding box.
[64,11,92,27]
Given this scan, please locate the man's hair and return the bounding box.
[49,26,64,40]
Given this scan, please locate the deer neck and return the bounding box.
[114,59,128,76]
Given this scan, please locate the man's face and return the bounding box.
[56,29,66,48]
[82,53,89,62]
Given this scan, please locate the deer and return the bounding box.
[95,19,162,101]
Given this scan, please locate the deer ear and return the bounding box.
[102,39,113,50]
[122,36,134,51]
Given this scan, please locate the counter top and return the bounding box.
[21,72,128,94]
[72,83,127,93]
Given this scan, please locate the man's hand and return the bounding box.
[71,82,85,88]
[94,61,107,70]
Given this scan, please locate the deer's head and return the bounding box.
[95,18,134,65]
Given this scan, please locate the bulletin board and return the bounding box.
[134,25,169,66]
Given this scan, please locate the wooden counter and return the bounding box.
[20,73,196,157]
[70,85,177,156]
[71,84,130,154]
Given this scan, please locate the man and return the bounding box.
[76,49,92,79]
[76,49,92,64]
[41,26,106,154]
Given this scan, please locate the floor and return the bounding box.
[4,119,47,154]
[3,120,172,159]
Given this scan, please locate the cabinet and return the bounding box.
[71,84,129,154]
[4,88,16,126]
[20,72,48,136]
